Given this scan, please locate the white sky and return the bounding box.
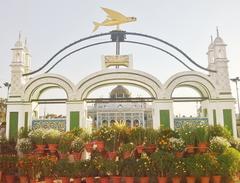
[0,0,240,116]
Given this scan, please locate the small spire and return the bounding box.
[211,35,213,43]
[18,31,22,41]
[216,26,219,37]
[25,37,27,46]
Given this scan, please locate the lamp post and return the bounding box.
[230,77,240,119]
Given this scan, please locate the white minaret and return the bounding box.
[9,33,31,98]
[207,36,216,80]
[212,28,231,95]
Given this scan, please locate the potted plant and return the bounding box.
[2,154,18,183]
[151,151,173,183]
[118,143,135,159]
[16,138,33,156]
[28,156,42,183]
[40,156,56,183]
[97,158,113,183]
[54,159,73,183]
[195,124,209,153]
[71,137,84,160]
[72,160,85,183]
[184,155,199,183]
[44,129,61,153]
[108,160,122,183]
[169,158,186,183]
[169,137,185,157]
[130,127,145,153]
[144,128,158,153]
[58,132,74,159]
[136,153,153,183]
[18,157,31,183]
[178,124,196,153]
[81,159,98,183]
[208,125,231,140]
[209,136,231,154]
[29,128,46,153]
[120,158,137,183]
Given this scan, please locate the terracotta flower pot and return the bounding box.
[60,176,70,183]
[5,175,15,183]
[107,151,117,160]
[212,176,222,183]
[72,152,82,160]
[73,177,81,183]
[124,176,134,183]
[198,143,208,153]
[30,179,38,183]
[59,152,68,159]
[86,177,94,183]
[186,144,195,154]
[172,176,181,183]
[175,151,184,158]
[96,141,105,152]
[45,177,54,183]
[201,176,210,183]
[19,175,28,183]
[100,177,109,183]
[48,144,58,153]
[140,176,150,183]
[111,176,121,183]
[36,144,45,153]
[157,176,167,183]
[144,144,157,153]
[186,176,196,183]
[85,142,93,153]
[136,145,144,154]
[123,151,131,159]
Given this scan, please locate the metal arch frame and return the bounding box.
[23,30,216,76]
[45,40,194,73]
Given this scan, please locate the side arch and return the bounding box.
[23,73,76,101]
[76,69,163,100]
[163,71,218,99]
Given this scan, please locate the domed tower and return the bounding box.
[110,85,131,98]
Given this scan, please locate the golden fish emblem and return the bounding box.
[93,7,137,32]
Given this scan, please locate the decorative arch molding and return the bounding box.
[163,71,218,99]
[76,69,163,100]
[23,73,76,101]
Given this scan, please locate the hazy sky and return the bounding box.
[0,0,240,115]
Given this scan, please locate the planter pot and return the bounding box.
[19,175,28,183]
[200,176,210,183]
[144,144,157,153]
[48,144,58,153]
[111,176,121,183]
[136,145,144,154]
[59,152,68,159]
[100,177,109,183]
[186,176,196,183]
[95,140,105,152]
[140,176,150,183]
[123,151,131,159]
[30,179,38,183]
[5,175,15,183]
[186,144,195,154]
[172,176,181,183]
[107,151,117,160]
[175,151,184,158]
[73,177,82,183]
[60,176,70,183]
[212,176,222,183]
[85,142,93,153]
[86,177,95,183]
[0,171,2,182]
[157,176,167,183]
[124,176,134,183]
[198,143,208,153]
[45,177,54,183]
[72,152,82,160]
[35,144,45,153]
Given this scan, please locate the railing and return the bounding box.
[32,118,66,132]
[174,117,208,129]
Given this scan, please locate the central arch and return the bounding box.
[76,69,163,100]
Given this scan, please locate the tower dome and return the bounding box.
[110,85,131,98]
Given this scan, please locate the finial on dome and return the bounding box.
[216,26,219,37]
[18,31,22,41]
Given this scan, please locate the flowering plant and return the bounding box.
[54,159,74,177]
[120,158,137,177]
[43,129,61,144]
[29,128,45,145]
[119,143,135,153]
[209,136,230,154]
[40,156,57,177]
[178,123,196,145]
[195,124,209,143]
[144,128,158,145]
[194,153,216,177]
[136,153,153,176]
[16,138,33,154]
[58,132,74,153]
[71,137,84,152]
[169,137,185,152]
[18,157,32,176]
[130,127,145,145]
[169,158,187,177]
